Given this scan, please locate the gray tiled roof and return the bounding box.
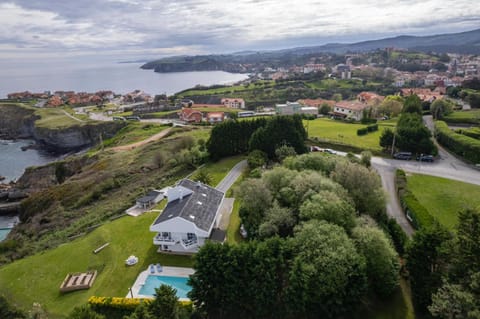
[153,179,224,232]
[137,190,162,204]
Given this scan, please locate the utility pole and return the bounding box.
[391,131,396,157]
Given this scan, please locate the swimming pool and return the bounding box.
[0,229,10,242]
[139,275,191,299]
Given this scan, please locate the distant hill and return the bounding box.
[285,28,480,55]
[142,29,480,73]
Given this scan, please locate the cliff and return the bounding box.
[0,104,37,139]
[0,104,125,152]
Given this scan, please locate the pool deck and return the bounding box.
[128,266,195,300]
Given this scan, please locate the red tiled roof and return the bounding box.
[335,100,369,111]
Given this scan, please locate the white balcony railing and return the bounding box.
[153,234,175,245]
[181,238,198,249]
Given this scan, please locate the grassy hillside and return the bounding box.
[0,212,192,318]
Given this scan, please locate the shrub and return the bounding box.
[367,124,378,132]
[395,169,434,230]
[357,127,368,136]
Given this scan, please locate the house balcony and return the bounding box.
[153,234,176,246]
[181,238,198,250]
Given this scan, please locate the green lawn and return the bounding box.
[406,174,480,229]
[195,155,245,187]
[226,199,243,244]
[180,81,274,96]
[306,118,395,152]
[0,212,192,318]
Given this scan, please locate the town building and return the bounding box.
[179,108,203,123]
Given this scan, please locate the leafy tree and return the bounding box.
[396,112,436,154]
[431,99,454,119]
[402,94,423,114]
[360,151,372,168]
[379,99,403,117]
[450,209,480,281]
[299,191,356,232]
[379,128,394,150]
[193,169,212,186]
[467,93,480,109]
[319,103,331,115]
[236,179,273,237]
[249,115,307,159]
[331,161,387,223]
[124,303,155,319]
[258,202,296,238]
[406,223,452,314]
[352,223,400,297]
[150,285,179,319]
[429,281,478,319]
[67,305,105,319]
[247,150,267,169]
[283,152,337,174]
[288,220,367,318]
[275,144,297,162]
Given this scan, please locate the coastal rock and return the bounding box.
[0,104,125,152]
[7,190,28,201]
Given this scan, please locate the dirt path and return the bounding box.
[110,128,172,151]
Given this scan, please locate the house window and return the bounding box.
[187,233,196,240]
[349,110,351,113]
[162,232,171,239]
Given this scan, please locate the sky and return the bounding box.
[0,0,479,62]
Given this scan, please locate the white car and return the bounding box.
[323,149,337,155]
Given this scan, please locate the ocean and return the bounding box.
[0,60,249,98]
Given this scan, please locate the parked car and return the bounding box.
[323,149,337,155]
[416,154,434,162]
[393,152,412,160]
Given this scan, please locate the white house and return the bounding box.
[149,179,225,253]
[221,98,245,109]
[334,101,369,121]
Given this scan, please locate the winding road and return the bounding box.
[370,115,480,236]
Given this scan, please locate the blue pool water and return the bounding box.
[139,275,191,299]
[0,229,9,242]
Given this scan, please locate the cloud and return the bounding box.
[0,0,479,59]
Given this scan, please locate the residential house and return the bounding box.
[400,88,444,103]
[206,112,225,123]
[357,92,385,106]
[149,179,225,253]
[333,101,369,121]
[221,98,245,109]
[179,108,203,123]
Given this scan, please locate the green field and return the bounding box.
[406,174,480,229]
[306,118,396,152]
[179,81,274,96]
[0,212,192,318]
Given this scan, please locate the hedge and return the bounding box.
[435,120,480,164]
[457,127,480,140]
[357,127,368,136]
[395,169,435,230]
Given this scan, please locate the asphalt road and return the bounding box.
[216,160,248,193]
